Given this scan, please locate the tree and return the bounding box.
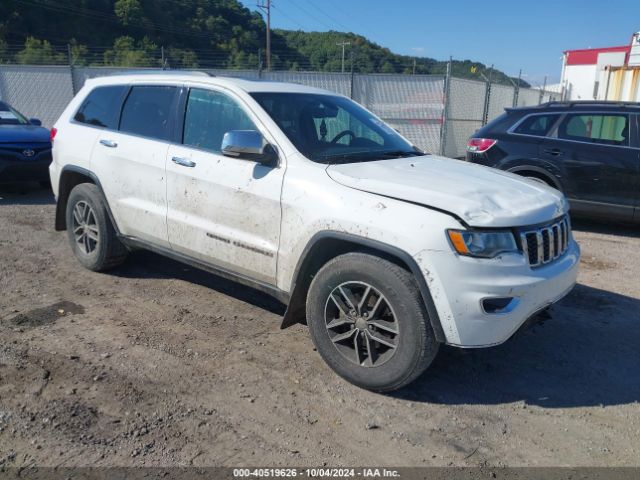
[380,61,395,74]
[0,39,7,64]
[16,37,65,65]
[103,36,158,67]
[68,39,89,66]
[114,0,143,26]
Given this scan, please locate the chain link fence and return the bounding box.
[0,64,561,158]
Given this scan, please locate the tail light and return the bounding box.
[467,138,496,153]
[50,127,57,144]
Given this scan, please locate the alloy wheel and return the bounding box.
[324,281,399,367]
[72,200,99,255]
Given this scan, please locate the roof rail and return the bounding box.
[540,100,640,108]
[107,69,213,77]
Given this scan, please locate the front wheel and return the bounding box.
[306,252,439,392]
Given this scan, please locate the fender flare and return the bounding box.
[281,231,447,343]
[506,165,563,191]
[55,165,120,234]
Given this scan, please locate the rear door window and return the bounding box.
[513,114,561,137]
[183,88,256,153]
[119,86,178,141]
[74,85,128,129]
[558,114,629,146]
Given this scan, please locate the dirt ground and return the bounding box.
[0,184,639,469]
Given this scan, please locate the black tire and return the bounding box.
[65,183,127,271]
[306,252,439,392]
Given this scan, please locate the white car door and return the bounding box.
[91,84,180,249]
[166,87,284,285]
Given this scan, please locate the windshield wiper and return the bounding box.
[317,150,376,164]
[375,150,423,159]
[318,149,424,164]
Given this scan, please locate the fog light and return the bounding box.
[482,297,519,314]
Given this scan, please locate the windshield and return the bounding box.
[251,92,421,163]
[0,102,29,126]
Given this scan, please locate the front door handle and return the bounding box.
[543,148,563,156]
[99,139,118,148]
[172,156,196,168]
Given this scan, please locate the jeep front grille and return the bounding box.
[520,216,571,267]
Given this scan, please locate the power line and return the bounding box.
[311,0,371,35]
[270,4,307,30]
[301,0,353,32]
[278,0,334,31]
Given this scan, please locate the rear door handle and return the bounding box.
[99,139,118,148]
[543,148,563,156]
[172,156,196,168]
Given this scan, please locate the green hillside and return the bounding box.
[0,0,528,86]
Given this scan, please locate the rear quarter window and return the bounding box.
[74,85,128,129]
[513,114,561,137]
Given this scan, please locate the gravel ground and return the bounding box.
[0,184,639,469]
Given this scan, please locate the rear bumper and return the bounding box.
[415,239,580,347]
[0,158,51,183]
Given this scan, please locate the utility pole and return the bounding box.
[412,58,416,75]
[257,0,271,71]
[336,41,350,73]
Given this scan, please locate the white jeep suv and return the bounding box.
[49,73,580,392]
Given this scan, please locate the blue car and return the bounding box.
[0,101,52,185]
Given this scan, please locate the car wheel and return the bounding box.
[525,176,550,186]
[65,183,128,271]
[306,252,439,392]
[520,173,560,190]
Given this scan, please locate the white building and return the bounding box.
[560,31,640,101]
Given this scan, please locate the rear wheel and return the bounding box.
[518,172,559,190]
[525,175,551,186]
[306,252,439,392]
[65,183,127,271]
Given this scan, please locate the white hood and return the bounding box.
[326,155,568,228]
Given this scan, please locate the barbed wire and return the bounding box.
[0,43,525,83]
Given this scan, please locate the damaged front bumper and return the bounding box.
[415,239,580,348]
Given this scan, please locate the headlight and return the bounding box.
[447,229,518,258]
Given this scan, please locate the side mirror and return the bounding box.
[221,130,278,167]
[29,118,42,126]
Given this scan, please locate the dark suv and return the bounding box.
[466,101,640,223]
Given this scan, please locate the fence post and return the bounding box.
[258,48,263,79]
[538,75,547,104]
[67,44,77,95]
[512,69,522,107]
[349,51,355,99]
[481,64,493,126]
[439,57,452,156]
